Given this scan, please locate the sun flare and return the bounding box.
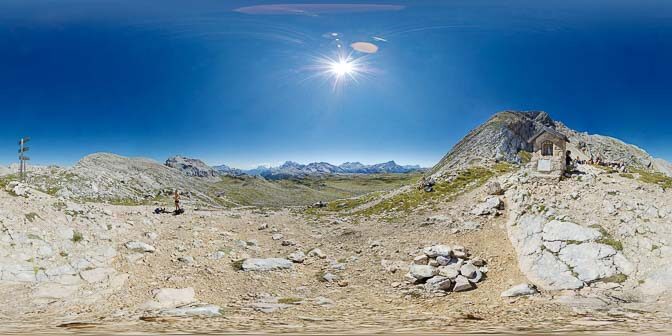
[307,53,372,90]
[330,59,354,77]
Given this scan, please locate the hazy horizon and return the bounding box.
[2,0,672,167]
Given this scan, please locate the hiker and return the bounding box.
[174,190,181,212]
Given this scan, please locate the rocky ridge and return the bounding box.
[165,156,219,180]
[431,111,672,178]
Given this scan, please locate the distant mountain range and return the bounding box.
[219,161,424,179]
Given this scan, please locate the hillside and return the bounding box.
[431,111,671,178]
[0,153,421,208]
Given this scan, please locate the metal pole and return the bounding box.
[19,138,23,180]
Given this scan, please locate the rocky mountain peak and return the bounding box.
[431,110,672,178]
[165,156,219,179]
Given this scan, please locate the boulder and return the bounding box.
[242,258,293,272]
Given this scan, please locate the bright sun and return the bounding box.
[307,52,372,91]
[330,59,354,77]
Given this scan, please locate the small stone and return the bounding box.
[436,256,451,266]
[501,283,538,297]
[281,240,295,246]
[425,276,452,291]
[452,245,469,258]
[469,270,483,283]
[144,232,159,240]
[242,258,293,272]
[470,257,486,267]
[258,223,268,230]
[452,275,474,292]
[460,263,479,279]
[178,256,194,265]
[314,296,335,306]
[428,259,440,267]
[144,288,195,309]
[308,248,326,259]
[161,304,222,317]
[409,264,438,280]
[413,255,429,265]
[486,181,504,195]
[124,241,155,253]
[272,234,283,240]
[322,272,339,283]
[288,251,306,263]
[423,245,452,258]
[437,266,459,279]
[210,251,227,260]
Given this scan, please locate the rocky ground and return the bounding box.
[2,162,672,334]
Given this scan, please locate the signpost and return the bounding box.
[18,137,30,181]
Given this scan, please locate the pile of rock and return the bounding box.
[405,244,487,294]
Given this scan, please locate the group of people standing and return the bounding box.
[567,151,628,173]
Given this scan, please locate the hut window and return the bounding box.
[541,141,554,156]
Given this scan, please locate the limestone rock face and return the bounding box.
[505,183,631,291]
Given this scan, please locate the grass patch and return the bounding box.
[619,173,634,179]
[590,225,623,251]
[277,297,303,305]
[71,231,84,243]
[594,164,617,174]
[231,259,245,271]
[631,168,672,190]
[599,273,628,284]
[25,212,40,223]
[212,172,423,208]
[357,165,512,217]
[518,150,532,164]
[27,233,42,240]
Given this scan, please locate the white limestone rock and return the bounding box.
[242,258,293,272]
[501,283,538,297]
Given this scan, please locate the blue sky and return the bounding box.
[1,0,671,168]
